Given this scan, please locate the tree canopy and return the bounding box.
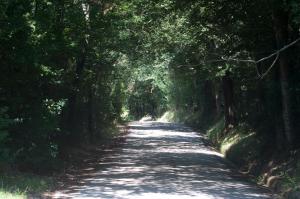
[0,0,300,172]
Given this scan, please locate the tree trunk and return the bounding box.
[222,71,235,130]
[87,86,94,143]
[215,80,222,118]
[273,8,294,148]
[65,51,86,144]
[203,80,217,119]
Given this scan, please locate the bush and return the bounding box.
[0,173,54,199]
[206,120,265,167]
[127,80,167,119]
[8,100,62,173]
[0,107,11,164]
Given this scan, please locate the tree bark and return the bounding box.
[222,71,235,129]
[87,86,94,143]
[65,51,86,144]
[273,8,294,148]
[203,80,217,118]
[214,80,222,118]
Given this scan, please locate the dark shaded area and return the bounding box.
[128,80,167,119]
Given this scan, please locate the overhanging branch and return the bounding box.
[174,37,300,79]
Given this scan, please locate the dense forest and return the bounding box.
[0,0,300,197]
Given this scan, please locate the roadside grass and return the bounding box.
[162,109,195,123]
[207,119,225,146]
[282,162,300,191]
[220,130,263,166]
[206,119,264,167]
[158,109,203,127]
[158,111,175,122]
[206,118,300,198]
[0,172,54,199]
[0,191,24,199]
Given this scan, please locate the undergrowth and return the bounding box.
[206,119,265,167]
[282,162,300,192]
[206,118,300,197]
[0,172,53,199]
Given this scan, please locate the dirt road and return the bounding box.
[51,121,275,199]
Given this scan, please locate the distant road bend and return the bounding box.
[52,121,275,199]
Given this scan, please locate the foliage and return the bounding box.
[282,172,300,191]
[207,119,225,146]
[0,173,53,199]
[220,128,263,166]
[0,0,127,171]
[0,0,300,187]
[0,107,11,162]
[206,120,266,169]
[127,80,167,119]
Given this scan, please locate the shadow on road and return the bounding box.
[51,121,274,199]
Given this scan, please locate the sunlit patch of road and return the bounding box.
[51,121,275,199]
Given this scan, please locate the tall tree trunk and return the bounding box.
[203,80,217,119]
[215,80,222,118]
[222,71,235,130]
[256,62,265,115]
[87,86,94,143]
[65,51,86,144]
[273,8,294,148]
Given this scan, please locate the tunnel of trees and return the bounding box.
[0,0,300,180]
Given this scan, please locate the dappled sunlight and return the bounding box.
[127,130,199,138]
[53,122,273,199]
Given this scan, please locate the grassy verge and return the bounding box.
[0,172,54,199]
[206,118,300,198]
[282,166,300,191]
[207,119,265,169]
[158,109,215,129]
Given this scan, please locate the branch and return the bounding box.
[256,37,300,64]
[258,52,279,79]
[173,37,300,78]
[221,37,300,65]
[221,57,256,63]
[255,37,300,79]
